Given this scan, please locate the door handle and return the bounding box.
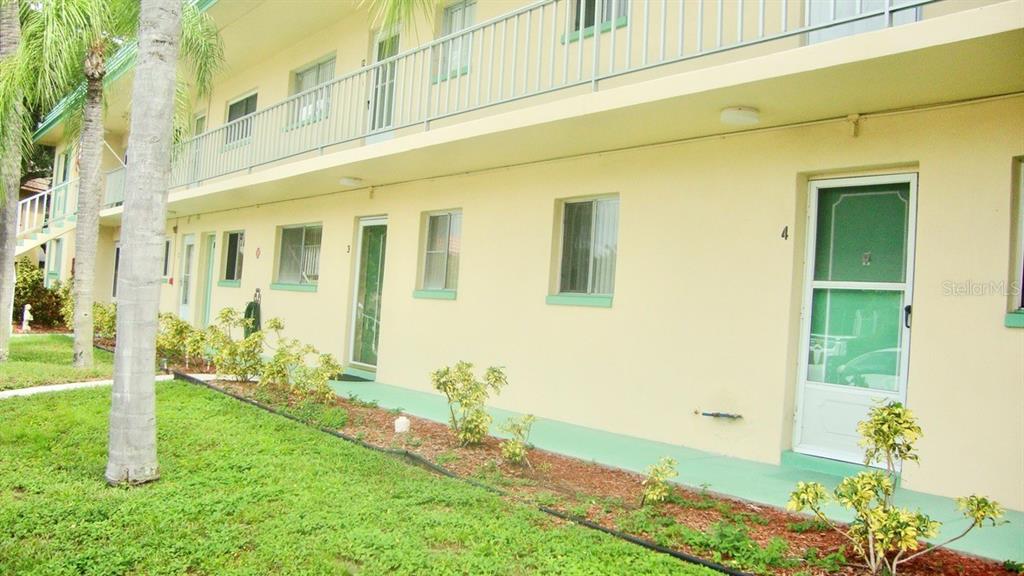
[904,304,912,329]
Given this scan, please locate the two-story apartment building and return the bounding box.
[16,0,1024,557]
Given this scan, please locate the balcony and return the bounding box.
[164,0,949,191]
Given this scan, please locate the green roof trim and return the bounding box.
[33,0,220,142]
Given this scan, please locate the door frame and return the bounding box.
[792,172,918,463]
[199,233,217,327]
[348,216,388,370]
[179,233,196,322]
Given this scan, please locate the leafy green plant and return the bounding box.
[14,257,66,328]
[435,451,460,466]
[431,361,507,446]
[802,547,845,573]
[206,308,264,382]
[92,302,117,340]
[787,402,1004,575]
[1003,559,1024,574]
[787,518,830,533]
[640,456,678,506]
[260,317,341,402]
[288,398,348,429]
[500,414,535,467]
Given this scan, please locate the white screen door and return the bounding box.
[794,174,917,465]
[179,234,196,322]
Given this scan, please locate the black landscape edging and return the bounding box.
[171,371,752,576]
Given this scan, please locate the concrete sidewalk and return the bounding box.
[0,374,174,400]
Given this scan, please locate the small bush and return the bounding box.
[260,317,341,402]
[500,414,535,467]
[14,257,65,328]
[156,313,209,369]
[431,361,507,446]
[788,402,1004,575]
[93,302,116,340]
[640,456,678,506]
[206,308,264,382]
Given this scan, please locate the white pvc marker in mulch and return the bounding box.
[394,415,410,434]
[0,374,174,400]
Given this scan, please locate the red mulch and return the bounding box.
[202,378,1008,576]
[11,324,70,334]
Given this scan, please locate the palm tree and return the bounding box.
[104,0,184,486]
[14,0,221,368]
[0,0,21,362]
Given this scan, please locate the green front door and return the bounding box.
[796,175,917,465]
[351,218,388,367]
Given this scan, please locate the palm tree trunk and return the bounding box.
[0,0,22,362]
[71,64,106,368]
[105,0,182,485]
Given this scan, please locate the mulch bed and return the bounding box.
[10,324,70,335]
[196,377,1010,576]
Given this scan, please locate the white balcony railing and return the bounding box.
[157,0,932,188]
[16,180,77,238]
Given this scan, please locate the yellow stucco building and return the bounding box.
[17,0,1024,559]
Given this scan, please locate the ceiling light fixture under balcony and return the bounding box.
[719,106,760,126]
[338,176,364,187]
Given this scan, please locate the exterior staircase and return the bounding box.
[15,180,78,257]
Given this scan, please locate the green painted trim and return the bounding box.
[217,279,241,288]
[1005,310,1024,328]
[413,289,457,300]
[781,451,899,485]
[561,15,628,44]
[545,293,612,308]
[270,282,317,293]
[33,0,220,142]
[431,65,471,84]
[344,366,377,381]
[161,277,170,285]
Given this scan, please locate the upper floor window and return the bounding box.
[573,0,628,32]
[439,0,475,76]
[558,196,619,295]
[806,0,919,44]
[290,56,336,126]
[223,231,244,282]
[55,149,72,184]
[225,92,258,145]
[193,113,207,136]
[277,224,322,285]
[112,243,121,297]
[422,210,462,291]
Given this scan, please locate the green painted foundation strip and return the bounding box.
[327,378,1024,562]
[780,450,900,487]
[343,366,377,382]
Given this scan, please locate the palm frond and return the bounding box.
[360,0,440,34]
[179,0,223,99]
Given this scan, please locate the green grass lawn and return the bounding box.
[0,380,714,576]
[0,335,114,391]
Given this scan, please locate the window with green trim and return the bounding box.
[422,210,461,290]
[277,224,322,285]
[573,0,628,32]
[222,231,244,281]
[557,196,619,295]
[1015,159,1024,311]
[162,238,172,279]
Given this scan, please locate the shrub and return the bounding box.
[206,308,264,382]
[431,361,507,446]
[156,313,209,369]
[640,456,678,506]
[500,414,536,467]
[260,317,341,402]
[787,402,1004,575]
[14,257,65,328]
[93,302,116,340]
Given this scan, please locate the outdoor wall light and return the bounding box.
[719,106,760,125]
[338,176,364,187]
